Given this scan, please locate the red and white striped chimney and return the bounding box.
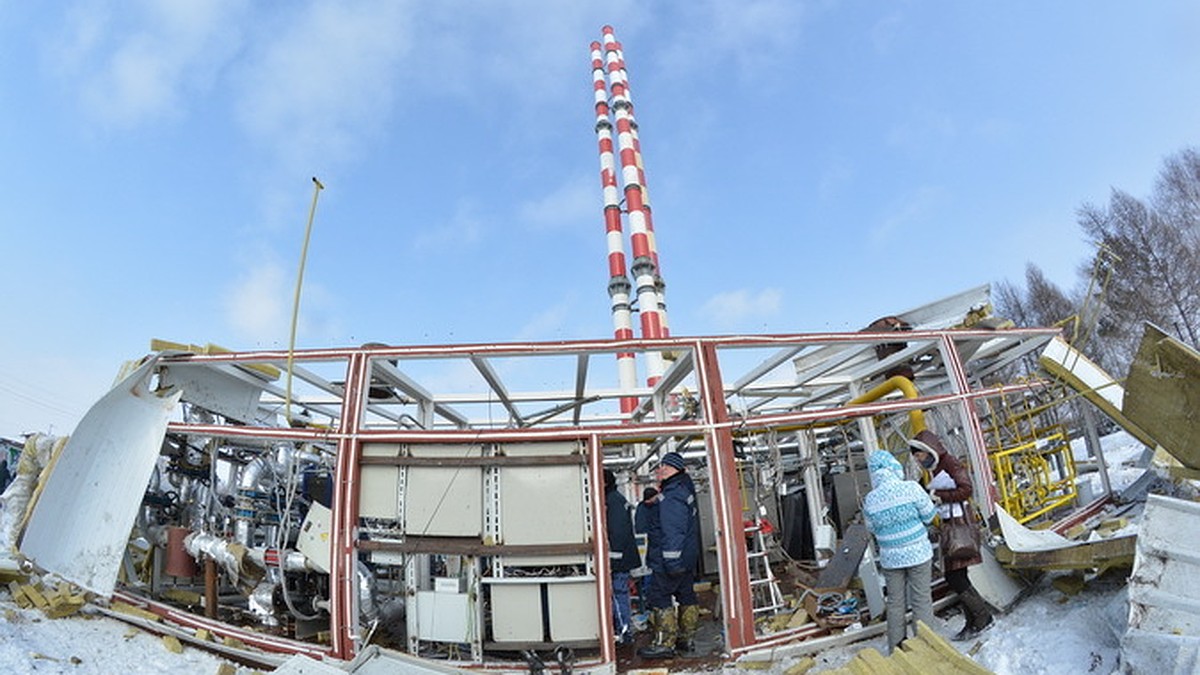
[599,26,666,386]
[601,26,670,338]
[591,40,639,414]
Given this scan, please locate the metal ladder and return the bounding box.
[745,519,786,616]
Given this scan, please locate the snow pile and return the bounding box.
[770,573,1128,675]
[0,602,232,674]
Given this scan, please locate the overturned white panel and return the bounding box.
[1040,336,1124,411]
[157,362,263,424]
[1122,494,1200,673]
[20,356,180,596]
[996,505,1074,552]
[1128,494,1200,635]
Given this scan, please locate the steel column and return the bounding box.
[695,342,756,650]
[938,335,997,518]
[330,351,369,658]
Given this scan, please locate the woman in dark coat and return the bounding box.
[909,429,994,641]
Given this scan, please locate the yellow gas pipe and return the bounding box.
[847,375,927,435]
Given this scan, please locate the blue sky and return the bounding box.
[2,1,1198,439]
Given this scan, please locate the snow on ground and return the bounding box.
[1072,429,1151,497]
[0,599,235,674]
[750,572,1129,675]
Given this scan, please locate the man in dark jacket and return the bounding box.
[637,452,701,659]
[605,469,640,646]
[633,486,660,619]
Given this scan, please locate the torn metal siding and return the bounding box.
[1122,493,1200,673]
[19,356,179,596]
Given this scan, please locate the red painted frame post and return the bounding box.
[695,342,756,651]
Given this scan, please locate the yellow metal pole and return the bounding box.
[285,177,324,424]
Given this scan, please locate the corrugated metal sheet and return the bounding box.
[1122,493,1200,673]
[19,356,179,596]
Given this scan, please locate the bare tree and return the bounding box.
[1000,146,1200,375]
[1079,186,1200,353]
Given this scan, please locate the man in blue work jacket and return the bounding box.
[637,451,701,659]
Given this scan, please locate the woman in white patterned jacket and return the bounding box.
[863,449,938,653]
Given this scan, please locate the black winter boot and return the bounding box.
[951,588,994,641]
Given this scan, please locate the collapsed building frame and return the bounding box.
[19,300,1113,671]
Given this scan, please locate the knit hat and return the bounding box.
[659,451,686,471]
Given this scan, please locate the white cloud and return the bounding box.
[657,0,810,79]
[518,177,597,232]
[225,260,289,346]
[700,288,783,328]
[408,1,643,106]
[233,2,414,166]
[51,0,248,128]
[223,254,344,348]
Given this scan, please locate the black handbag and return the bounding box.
[941,512,981,560]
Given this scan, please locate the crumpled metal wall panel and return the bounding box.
[1122,493,1200,673]
[19,356,179,596]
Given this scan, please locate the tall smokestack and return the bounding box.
[600,26,666,386]
[591,40,639,414]
[601,26,670,338]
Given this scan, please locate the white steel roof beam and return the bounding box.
[469,355,524,427]
[371,361,470,429]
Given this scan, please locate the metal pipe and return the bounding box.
[846,375,927,434]
[205,558,218,619]
[285,177,325,425]
[591,39,639,415]
[234,456,277,546]
[601,25,670,338]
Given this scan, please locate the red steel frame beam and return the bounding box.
[330,351,369,658]
[695,341,756,651]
